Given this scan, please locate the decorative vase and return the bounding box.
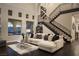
[24,33,28,43]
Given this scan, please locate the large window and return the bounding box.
[16,24,21,34]
[8,19,22,35]
[8,21,14,35]
[26,21,33,34]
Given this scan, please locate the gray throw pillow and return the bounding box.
[52,34,59,41]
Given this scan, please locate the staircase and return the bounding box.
[42,22,59,35]
[50,3,79,22]
[41,21,71,41]
[39,3,79,41]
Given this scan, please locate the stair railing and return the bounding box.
[52,21,71,35]
[43,21,71,40]
[49,3,79,22]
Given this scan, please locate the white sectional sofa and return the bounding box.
[28,35,64,53]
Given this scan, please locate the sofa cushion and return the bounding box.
[30,33,34,38]
[44,34,50,41]
[52,34,59,41]
[28,38,44,45]
[48,34,55,41]
[36,34,42,39]
[38,41,56,48]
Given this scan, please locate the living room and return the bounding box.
[1,3,79,56]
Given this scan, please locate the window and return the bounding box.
[26,21,33,34]
[8,21,14,35]
[40,6,47,19]
[8,10,12,16]
[18,12,22,17]
[16,24,21,35]
[32,15,34,19]
[26,14,29,19]
[8,19,22,35]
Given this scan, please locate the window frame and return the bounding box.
[8,19,22,36]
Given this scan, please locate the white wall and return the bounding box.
[41,3,61,16]
[55,13,72,31]
[71,16,76,42]
[73,14,79,32]
[0,3,39,41]
[54,12,79,32]
[43,24,55,35]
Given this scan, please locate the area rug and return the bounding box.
[8,43,38,55]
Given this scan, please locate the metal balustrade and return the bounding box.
[52,21,71,35]
[40,3,79,22]
[49,3,79,22]
[43,22,71,40]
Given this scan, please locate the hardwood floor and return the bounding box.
[0,40,79,56]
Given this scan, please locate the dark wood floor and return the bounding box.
[0,40,79,56]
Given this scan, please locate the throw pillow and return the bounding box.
[48,34,54,41]
[44,34,50,40]
[52,34,59,41]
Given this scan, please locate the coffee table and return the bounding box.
[8,43,39,55]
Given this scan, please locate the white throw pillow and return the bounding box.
[48,34,55,41]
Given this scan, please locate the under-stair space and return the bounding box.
[42,21,71,42]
